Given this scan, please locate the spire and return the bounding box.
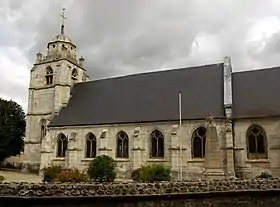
[60,8,66,35]
[47,8,74,46]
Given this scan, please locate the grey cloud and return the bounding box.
[258,32,280,57]
[246,31,280,69]
[2,0,280,110]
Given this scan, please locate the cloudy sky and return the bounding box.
[1,0,280,111]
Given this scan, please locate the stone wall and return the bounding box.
[122,194,280,207]
[40,119,229,180]
[234,118,280,179]
[0,179,280,201]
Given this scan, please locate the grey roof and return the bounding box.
[232,66,280,119]
[49,63,225,127]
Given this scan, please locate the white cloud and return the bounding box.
[0,46,30,110]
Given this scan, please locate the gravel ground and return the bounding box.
[0,170,42,183]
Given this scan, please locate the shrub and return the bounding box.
[55,168,88,183]
[137,164,171,182]
[255,172,273,179]
[1,162,14,169]
[131,168,141,182]
[42,165,62,183]
[28,165,40,175]
[87,155,116,183]
[0,175,5,182]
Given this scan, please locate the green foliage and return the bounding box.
[135,164,171,182]
[131,168,141,182]
[255,172,273,179]
[87,155,116,183]
[55,168,88,183]
[0,175,5,182]
[0,98,25,162]
[42,165,62,183]
[28,166,40,175]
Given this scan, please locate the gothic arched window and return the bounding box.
[116,131,129,158]
[192,127,206,158]
[85,133,97,158]
[247,125,267,159]
[57,133,68,157]
[71,69,78,80]
[40,119,47,142]
[45,67,53,85]
[150,130,164,158]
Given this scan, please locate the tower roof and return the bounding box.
[50,32,73,44]
[48,8,75,46]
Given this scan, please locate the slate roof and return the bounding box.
[49,63,225,127]
[232,66,280,119]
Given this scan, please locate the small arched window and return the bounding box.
[40,119,47,141]
[247,125,267,159]
[192,127,206,158]
[150,130,164,158]
[85,133,97,158]
[57,133,68,157]
[45,67,53,85]
[71,69,78,80]
[116,131,129,158]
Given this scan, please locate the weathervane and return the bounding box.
[60,8,66,35]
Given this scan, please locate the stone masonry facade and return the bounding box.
[22,27,88,173]
[40,119,232,180]
[234,118,280,179]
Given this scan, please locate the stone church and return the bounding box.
[22,21,280,180]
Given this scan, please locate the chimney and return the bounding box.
[79,56,85,67]
[36,52,42,63]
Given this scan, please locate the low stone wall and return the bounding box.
[0,178,280,200]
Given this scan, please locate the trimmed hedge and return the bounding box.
[256,172,273,179]
[0,175,5,182]
[42,165,62,183]
[132,164,171,182]
[87,155,117,183]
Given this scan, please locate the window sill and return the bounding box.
[235,146,245,150]
[41,150,51,153]
[188,159,204,163]
[53,157,66,161]
[246,159,270,163]
[81,158,94,162]
[115,158,130,162]
[44,84,55,89]
[147,158,167,162]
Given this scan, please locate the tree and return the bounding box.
[0,98,25,162]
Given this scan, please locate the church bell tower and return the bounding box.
[22,9,89,172]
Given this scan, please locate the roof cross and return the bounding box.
[60,8,66,35]
[60,8,67,26]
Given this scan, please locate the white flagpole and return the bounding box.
[179,92,183,181]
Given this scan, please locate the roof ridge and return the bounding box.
[77,62,223,85]
[233,65,280,75]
